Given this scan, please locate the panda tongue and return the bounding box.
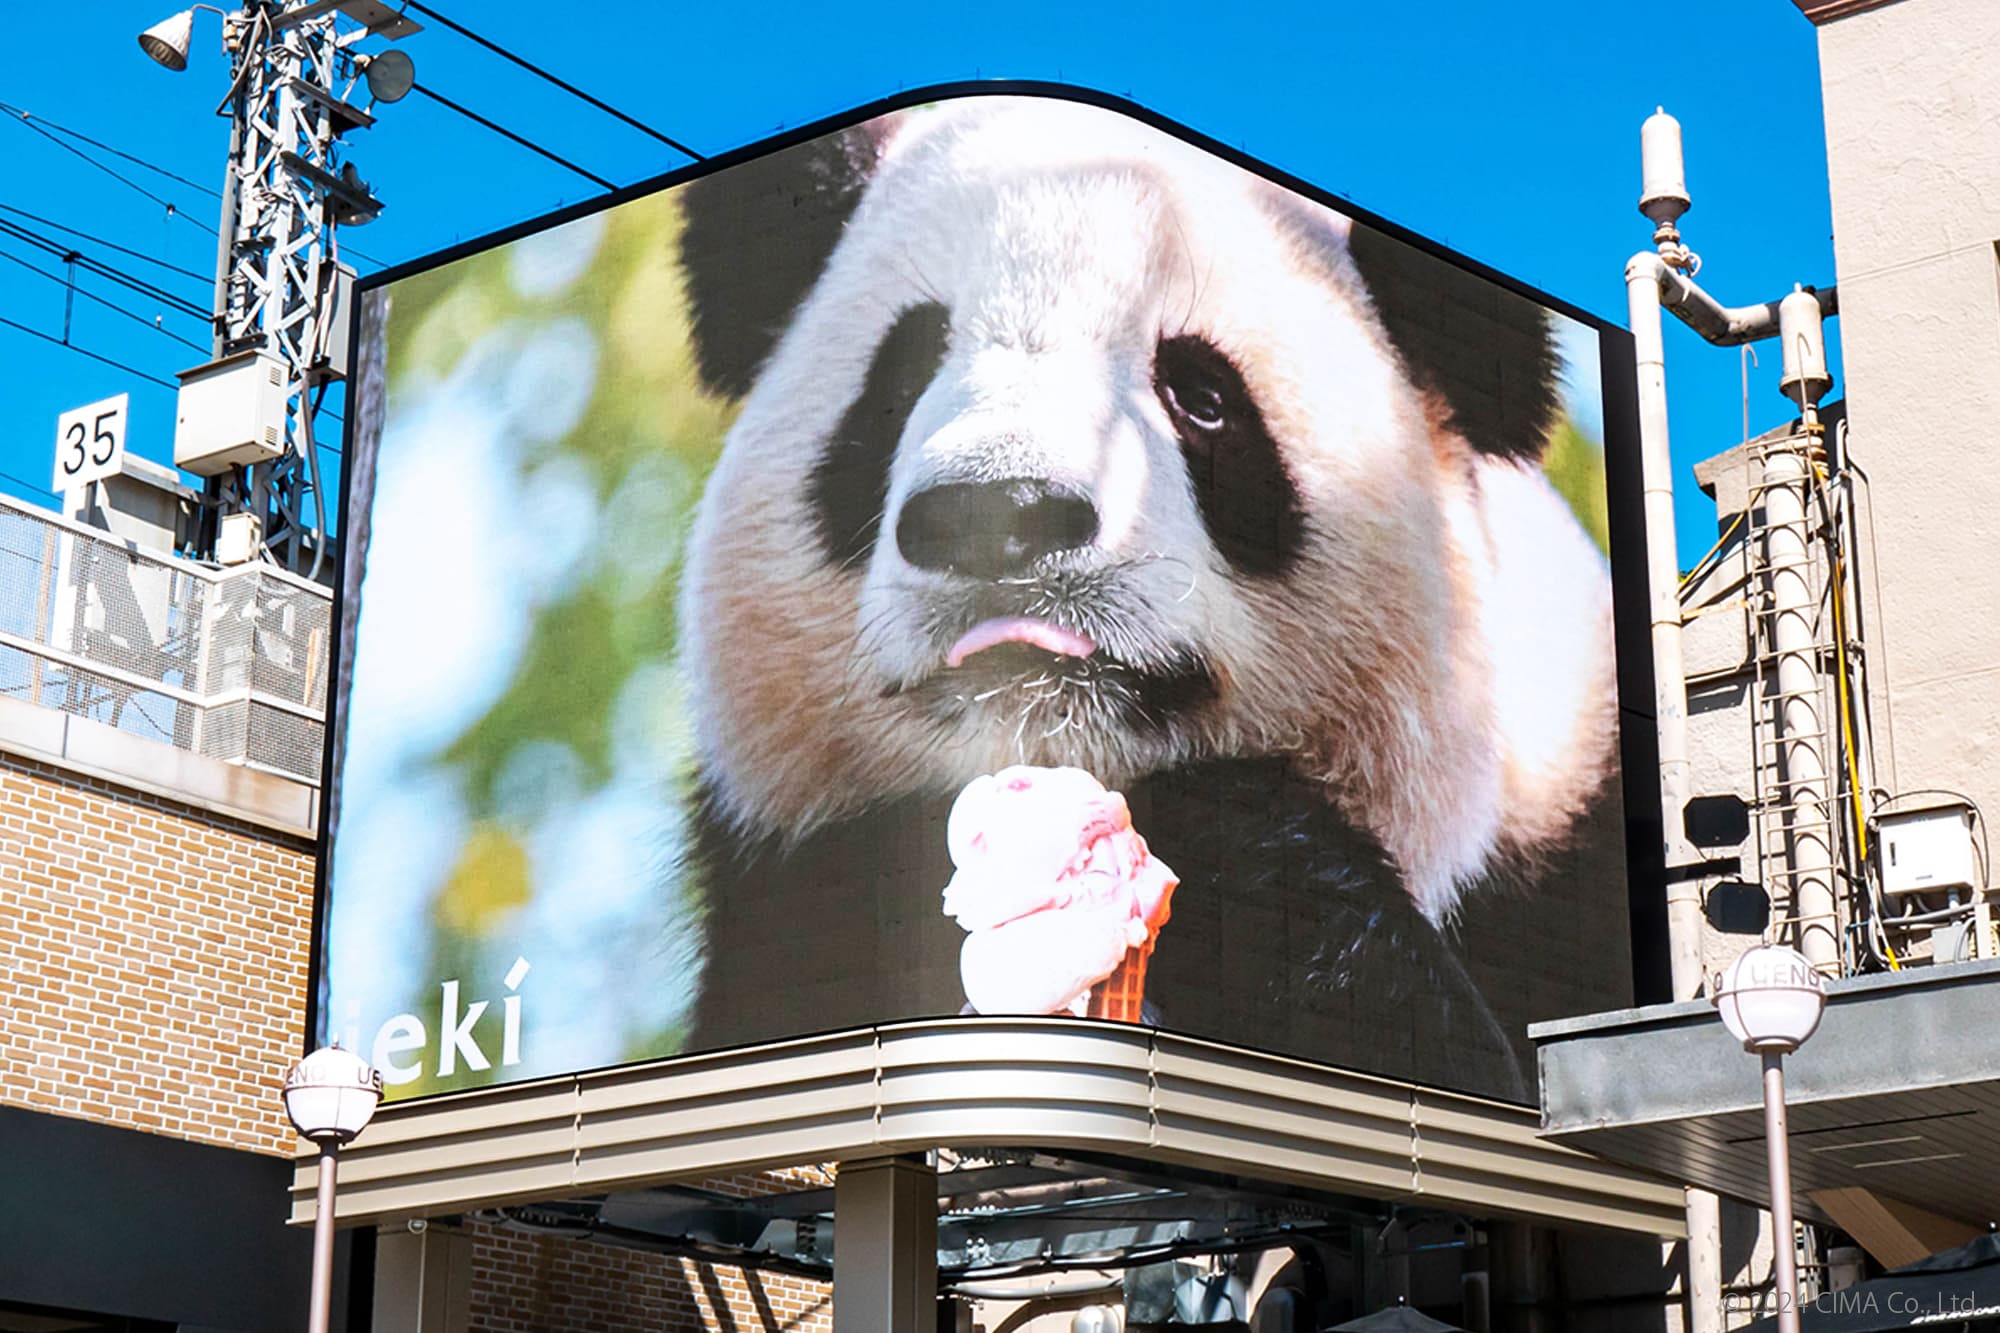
[946,617,1098,668]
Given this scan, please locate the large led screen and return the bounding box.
[321,89,1643,1106]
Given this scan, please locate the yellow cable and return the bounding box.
[1679,511,1746,589]
[1822,464,1897,970]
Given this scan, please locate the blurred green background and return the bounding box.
[361,189,738,1097]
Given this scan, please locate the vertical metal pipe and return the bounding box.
[1626,254,1703,982]
[1628,252,1726,1333]
[1762,1053,1802,1333]
[309,1142,339,1333]
[211,108,242,358]
[1763,432,1840,971]
[1685,1189,1724,1333]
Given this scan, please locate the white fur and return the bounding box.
[680,98,1616,921]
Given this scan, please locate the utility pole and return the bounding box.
[143,0,418,576]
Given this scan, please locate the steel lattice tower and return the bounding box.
[201,0,409,575]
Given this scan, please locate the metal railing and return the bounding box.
[0,493,331,784]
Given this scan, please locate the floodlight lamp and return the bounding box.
[138,5,226,72]
[283,1044,384,1144]
[138,11,195,71]
[1713,943,1826,1054]
[356,49,416,104]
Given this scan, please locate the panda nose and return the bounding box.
[895,478,1100,579]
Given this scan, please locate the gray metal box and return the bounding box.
[174,350,288,476]
[1877,802,1979,896]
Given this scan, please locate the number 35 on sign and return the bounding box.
[53,393,129,494]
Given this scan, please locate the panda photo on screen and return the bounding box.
[672,95,1626,1100]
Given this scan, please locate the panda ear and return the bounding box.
[677,120,888,400]
[1343,222,1561,460]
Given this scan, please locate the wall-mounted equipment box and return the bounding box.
[174,351,288,477]
[217,510,264,566]
[1876,802,1979,896]
[322,263,358,381]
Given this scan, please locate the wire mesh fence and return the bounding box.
[0,494,330,783]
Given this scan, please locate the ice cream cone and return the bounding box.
[1084,942,1152,1022]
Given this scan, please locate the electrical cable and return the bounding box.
[1817,460,1896,969]
[0,248,209,355]
[0,218,210,320]
[0,203,212,287]
[410,83,615,190]
[0,100,222,199]
[1679,511,1745,591]
[0,469,56,498]
[0,314,178,390]
[0,104,213,233]
[398,0,704,161]
[303,382,331,581]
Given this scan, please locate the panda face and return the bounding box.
[681,101,1466,836]
[680,97,1616,921]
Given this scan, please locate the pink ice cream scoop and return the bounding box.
[942,766,1177,1019]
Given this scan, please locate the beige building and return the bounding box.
[1540,0,2000,1326]
[1810,0,2000,833]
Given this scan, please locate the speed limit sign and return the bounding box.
[53,392,129,494]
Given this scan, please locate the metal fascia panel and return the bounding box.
[878,1023,1153,1145]
[297,1021,1691,1236]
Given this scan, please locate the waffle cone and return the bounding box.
[1084,944,1152,1023]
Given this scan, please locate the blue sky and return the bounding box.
[0,0,1834,566]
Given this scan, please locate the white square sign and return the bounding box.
[53,392,130,494]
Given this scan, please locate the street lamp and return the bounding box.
[285,1045,384,1333]
[136,6,228,72]
[1714,944,1827,1333]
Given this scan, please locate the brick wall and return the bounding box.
[466,1217,832,1333]
[0,752,314,1156]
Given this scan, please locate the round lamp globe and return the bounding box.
[284,1044,384,1144]
[1714,944,1827,1054]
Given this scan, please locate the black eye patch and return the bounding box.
[1153,335,1305,577]
[809,302,951,569]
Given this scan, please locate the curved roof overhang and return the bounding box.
[291,1019,1685,1240]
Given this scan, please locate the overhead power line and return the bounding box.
[0,99,222,200]
[0,468,57,499]
[412,84,616,190]
[0,103,214,233]
[0,248,209,355]
[0,202,211,287]
[0,314,178,390]
[0,218,210,321]
[400,0,705,162]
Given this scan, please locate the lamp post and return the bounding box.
[1714,944,1827,1333]
[284,1045,384,1333]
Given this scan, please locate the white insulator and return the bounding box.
[1640,107,1692,225]
[1778,285,1832,407]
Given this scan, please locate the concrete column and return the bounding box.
[835,1156,938,1333]
[372,1224,474,1333]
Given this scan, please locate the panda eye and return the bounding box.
[1151,333,1305,578]
[1154,337,1234,434]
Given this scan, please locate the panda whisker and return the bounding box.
[1158,209,1202,339]
[894,247,947,308]
[835,507,893,567]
